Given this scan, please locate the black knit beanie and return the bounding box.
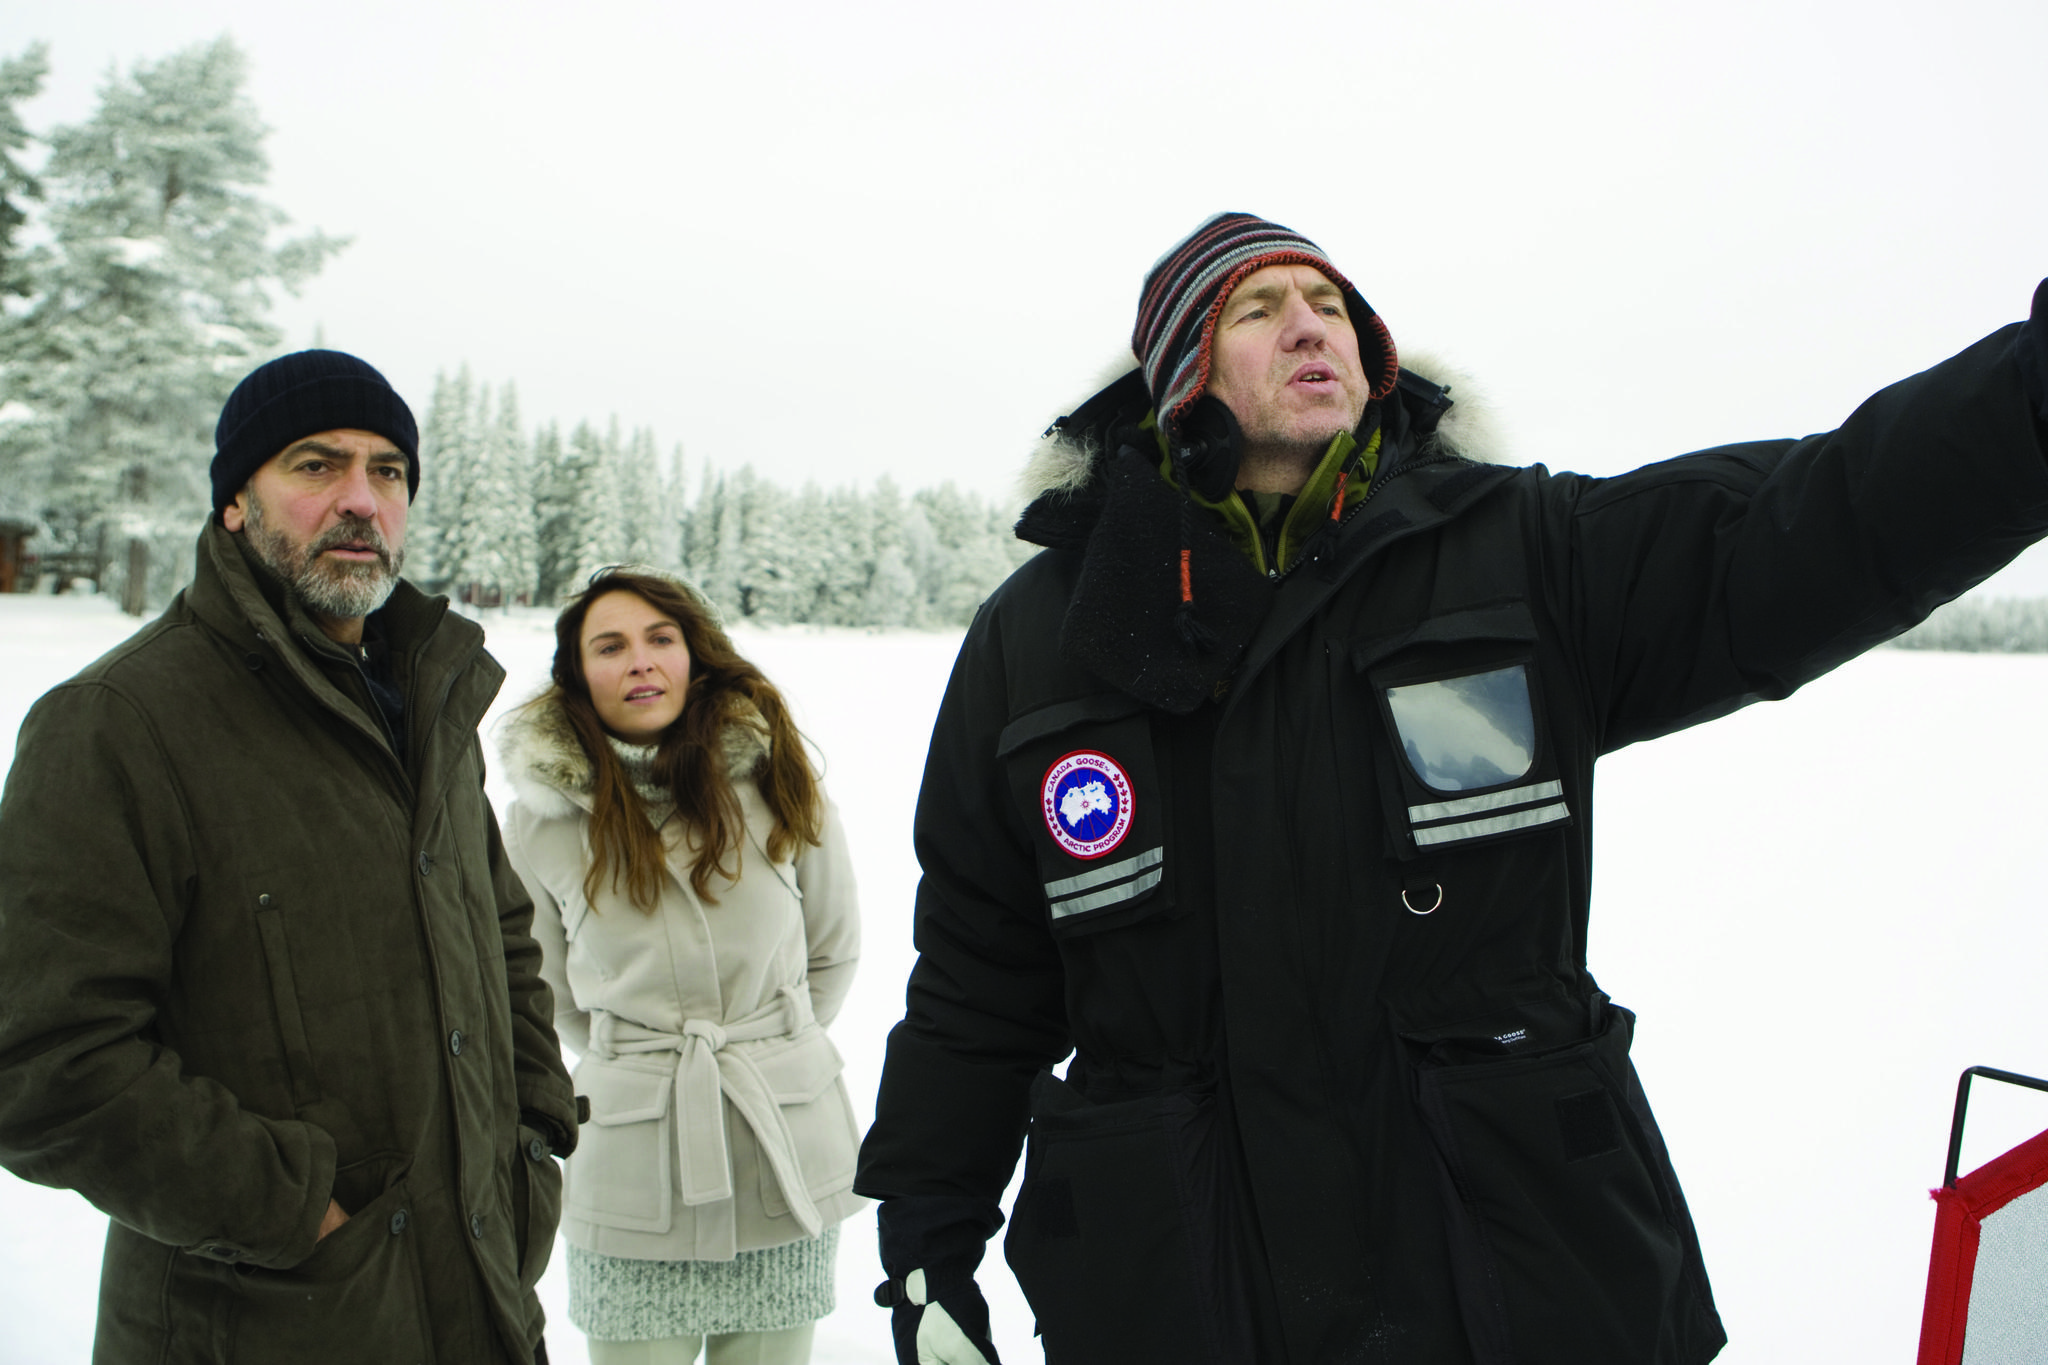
[1133,212,1399,441]
[211,350,420,511]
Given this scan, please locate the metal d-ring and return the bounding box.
[1402,884,1444,915]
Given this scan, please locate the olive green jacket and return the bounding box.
[0,521,579,1364]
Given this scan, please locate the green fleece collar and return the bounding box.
[1152,415,1382,576]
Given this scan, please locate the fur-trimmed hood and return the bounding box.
[496,689,770,823]
[1002,346,1521,715]
[1018,346,1507,506]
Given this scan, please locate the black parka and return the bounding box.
[0,522,579,1364]
[857,315,2048,1364]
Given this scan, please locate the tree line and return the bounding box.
[409,368,1033,626]
[0,37,1031,625]
[1888,596,2048,654]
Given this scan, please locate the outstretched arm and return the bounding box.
[1554,281,2048,752]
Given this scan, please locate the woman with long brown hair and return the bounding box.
[499,568,862,1365]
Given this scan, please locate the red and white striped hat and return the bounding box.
[1132,212,1399,439]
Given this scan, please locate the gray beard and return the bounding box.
[243,498,405,624]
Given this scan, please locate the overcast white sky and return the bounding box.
[7,0,2048,582]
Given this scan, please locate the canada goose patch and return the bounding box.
[1041,750,1135,861]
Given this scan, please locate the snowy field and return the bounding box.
[5,590,2048,1364]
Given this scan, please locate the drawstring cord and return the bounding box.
[1173,496,1219,654]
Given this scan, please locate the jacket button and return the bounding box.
[528,1136,548,1162]
[470,1212,484,1239]
[257,894,272,907]
[417,852,434,877]
[448,1029,465,1056]
[389,1208,409,1235]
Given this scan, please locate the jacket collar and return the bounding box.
[1233,455,1520,704]
[497,688,771,821]
[182,518,494,751]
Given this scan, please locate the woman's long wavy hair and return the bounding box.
[542,568,823,912]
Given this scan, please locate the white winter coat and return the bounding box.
[499,697,866,1262]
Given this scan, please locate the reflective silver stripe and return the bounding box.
[1051,869,1164,919]
[1408,780,1564,824]
[1043,846,1163,899]
[1412,802,1570,847]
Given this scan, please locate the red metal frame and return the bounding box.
[1917,1069,2048,1365]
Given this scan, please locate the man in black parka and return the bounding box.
[855,212,2048,1365]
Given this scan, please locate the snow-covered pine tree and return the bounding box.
[564,419,629,588]
[10,37,342,611]
[728,466,802,621]
[817,482,874,626]
[439,382,534,606]
[658,441,687,570]
[411,366,477,588]
[864,542,918,628]
[779,480,837,623]
[0,44,49,529]
[530,420,581,604]
[0,43,47,305]
[694,468,746,621]
[916,482,1019,624]
[862,475,931,628]
[617,424,666,568]
[677,460,713,586]
[490,385,537,605]
[859,477,915,628]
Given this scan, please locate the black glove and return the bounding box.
[875,1195,1005,1365]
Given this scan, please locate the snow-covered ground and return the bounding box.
[4,590,2048,1364]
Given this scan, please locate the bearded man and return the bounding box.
[855,214,2048,1364]
[0,350,579,1364]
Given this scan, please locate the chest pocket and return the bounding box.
[1352,601,1573,860]
[998,694,1172,938]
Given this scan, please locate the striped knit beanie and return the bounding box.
[1133,212,1399,438]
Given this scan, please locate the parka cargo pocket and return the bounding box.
[1398,995,1721,1365]
[566,1060,673,1233]
[226,1177,433,1363]
[1003,1072,1231,1365]
[752,1030,860,1216]
[998,696,1174,938]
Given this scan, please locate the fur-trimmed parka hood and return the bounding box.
[496,689,771,823]
[1003,347,1520,715]
[1018,346,1507,510]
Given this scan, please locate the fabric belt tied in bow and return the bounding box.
[588,985,825,1236]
